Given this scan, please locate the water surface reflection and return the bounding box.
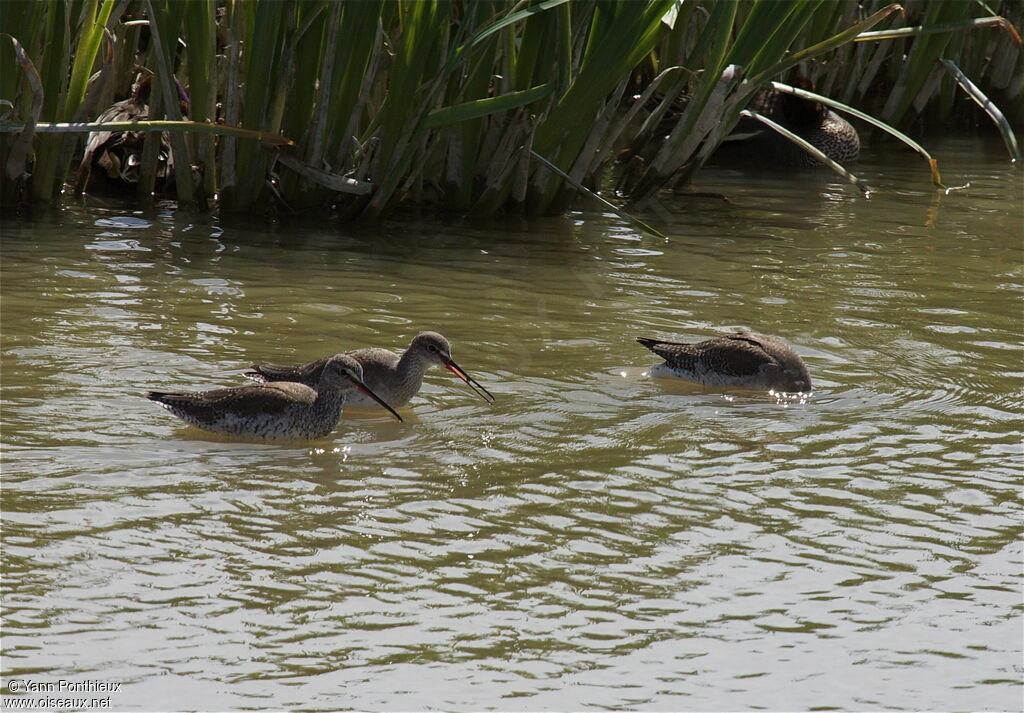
[2,138,1021,710]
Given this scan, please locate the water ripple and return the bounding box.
[2,154,1022,709]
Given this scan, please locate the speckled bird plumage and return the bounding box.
[148,354,400,440]
[741,81,860,167]
[637,331,812,392]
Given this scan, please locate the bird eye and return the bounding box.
[428,345,438,353]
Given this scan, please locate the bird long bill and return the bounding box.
[350,379,403,422]
[444,359,496,404]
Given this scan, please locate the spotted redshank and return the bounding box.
[245,331,495,408]
[147,354,402,440]
[637,331,812,392]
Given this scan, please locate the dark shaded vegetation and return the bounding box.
[1,0,1020,221]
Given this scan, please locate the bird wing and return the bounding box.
[83,97,148,161]
[636,338,700,372]
[638,335,775,377]
[222,383,317,412]
[153,382,316,418]
[701,335,776,376]
[247,356,331,386]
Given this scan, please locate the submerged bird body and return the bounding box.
[246,331,494,408]
[638,331,811,392]
[148,354,401,440]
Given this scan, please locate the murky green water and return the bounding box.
[2,135,1021,710]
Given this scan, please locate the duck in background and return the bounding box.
[78,74,189,194]
[714,76,860,168]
